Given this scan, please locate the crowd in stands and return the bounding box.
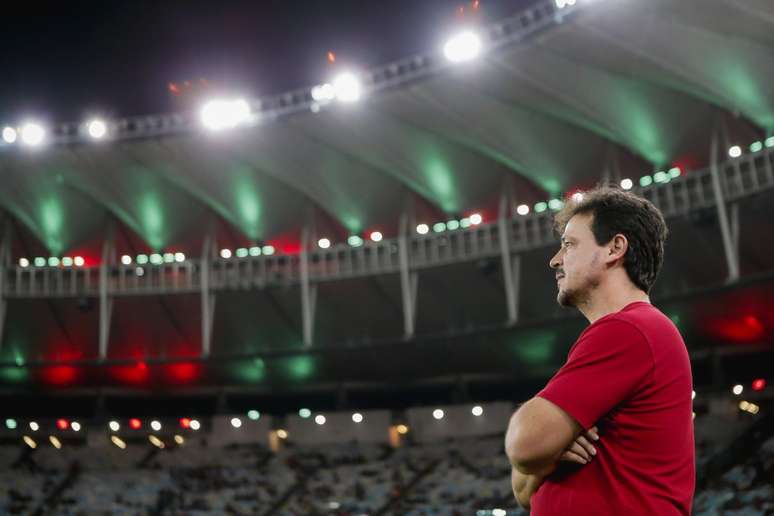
[0,413,771,515]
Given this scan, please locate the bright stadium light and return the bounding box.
[19,258,29,267]
[516,204,530,216]
[29,421,39,431]
[315,414,326,425]
[87,119,107,139]
[5,418,17,429]
[21,122,45,147]
[109,421,120,432]
[432,409,444,420]
[220,249,232,259]
[189,419,201,431]
[24,436,37,449]
[2,126,17,144]
[555,0,576,8]
[247,410,260,420]
[332,72,362,103]
[318,238,331,249]
[571,192,584,203]
[121,255,132,265]
[311,83,336,102]
[416,224,429,235]
[111,435,126,449]
[352,413,363,423]
[469,213,482,225]
[74,256,85,267]
[443,30,482,63]
[347,235,364,247]
[620,178,633,190]
[370,231,383,242]
[70,421,81,432]
[151,420,162,431]
[262,245,275,256]
[299,408,311,419]
[728,145,742,158]
[49,435,62,449]
[230,417,242,429]
[200,98,251,131]
[732,384,743,396]
[472,405,484,416]
[174,252,185,262]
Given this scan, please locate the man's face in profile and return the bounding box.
[550,213,605,308]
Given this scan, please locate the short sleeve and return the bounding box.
[536,319,654,430]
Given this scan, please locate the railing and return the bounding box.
[3,145,774,299]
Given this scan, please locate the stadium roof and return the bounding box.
[0,0,773,396]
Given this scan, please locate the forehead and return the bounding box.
[562,212,594,240]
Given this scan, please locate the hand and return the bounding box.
[559,426,599,465]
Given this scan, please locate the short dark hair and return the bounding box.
[553,186,668,293]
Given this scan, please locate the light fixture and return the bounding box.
[416,224,429,235]
[352,413,363,423]
[20,122,45,147]
[516,204,530,215]
[728,145,742,158]
[318,238,331,249]
[121,255,132,265]
[620,178,633,190]
[332,72,362,103]
[230,417,242,428]
[2,126,17,144]
[443,30,482,63]
[432,409,444,420]
[315,414,326,425]
[200,98,251,131]
[469,213,482,225]
[370,231,383,242]
[87,119,107,139]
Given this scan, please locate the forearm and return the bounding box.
[511,467,545,510]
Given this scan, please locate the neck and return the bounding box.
[577,280,650,324]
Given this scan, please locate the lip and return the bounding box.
[556,275,565,281]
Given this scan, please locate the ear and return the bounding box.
[605,234,628,265]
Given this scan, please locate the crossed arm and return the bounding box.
[504,396,585,509]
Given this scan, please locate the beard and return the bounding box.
[556,274,599,308]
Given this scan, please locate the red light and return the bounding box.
[56,419,69,430]
[327,51,336,63]
[129,418,142,430]
[752,378,766,391]
[180,417,191,429]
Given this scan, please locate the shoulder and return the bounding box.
[572,316,654,363]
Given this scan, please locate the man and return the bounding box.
[504,187,695,514]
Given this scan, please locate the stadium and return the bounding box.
[0,0,773,514]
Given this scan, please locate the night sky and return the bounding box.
[0,0,528,123]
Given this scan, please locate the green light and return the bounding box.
[446,220,460,231]
[163,253,175,263]
[236,248,249,258]
[750,141,763,153]
[47,257,60,267]
[249,246,262,257]
[640,176,653,187]
[766,136,774,148]
[432,222,446,233]
[534,202,547,213]
[0,366,27,383]
[459,218,471,228]
[138,193,166,250]
[653,171,668,183]
[136,254,149,265]
[33,257,45,267]
[39,197,65,255]
[283,355,315,381]
[14,354,24,367]
[347,235,363,247]
[298,408,311,418]
[262,245,275,256]
[150,253,163,265]
[5,419,16,430]
[548,199,563,211]
[668,167,681,179]
[247,410,260,421]
[61,257,73,267]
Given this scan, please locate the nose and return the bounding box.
[549,248,562,270]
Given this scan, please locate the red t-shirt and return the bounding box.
[531,301,695,515]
